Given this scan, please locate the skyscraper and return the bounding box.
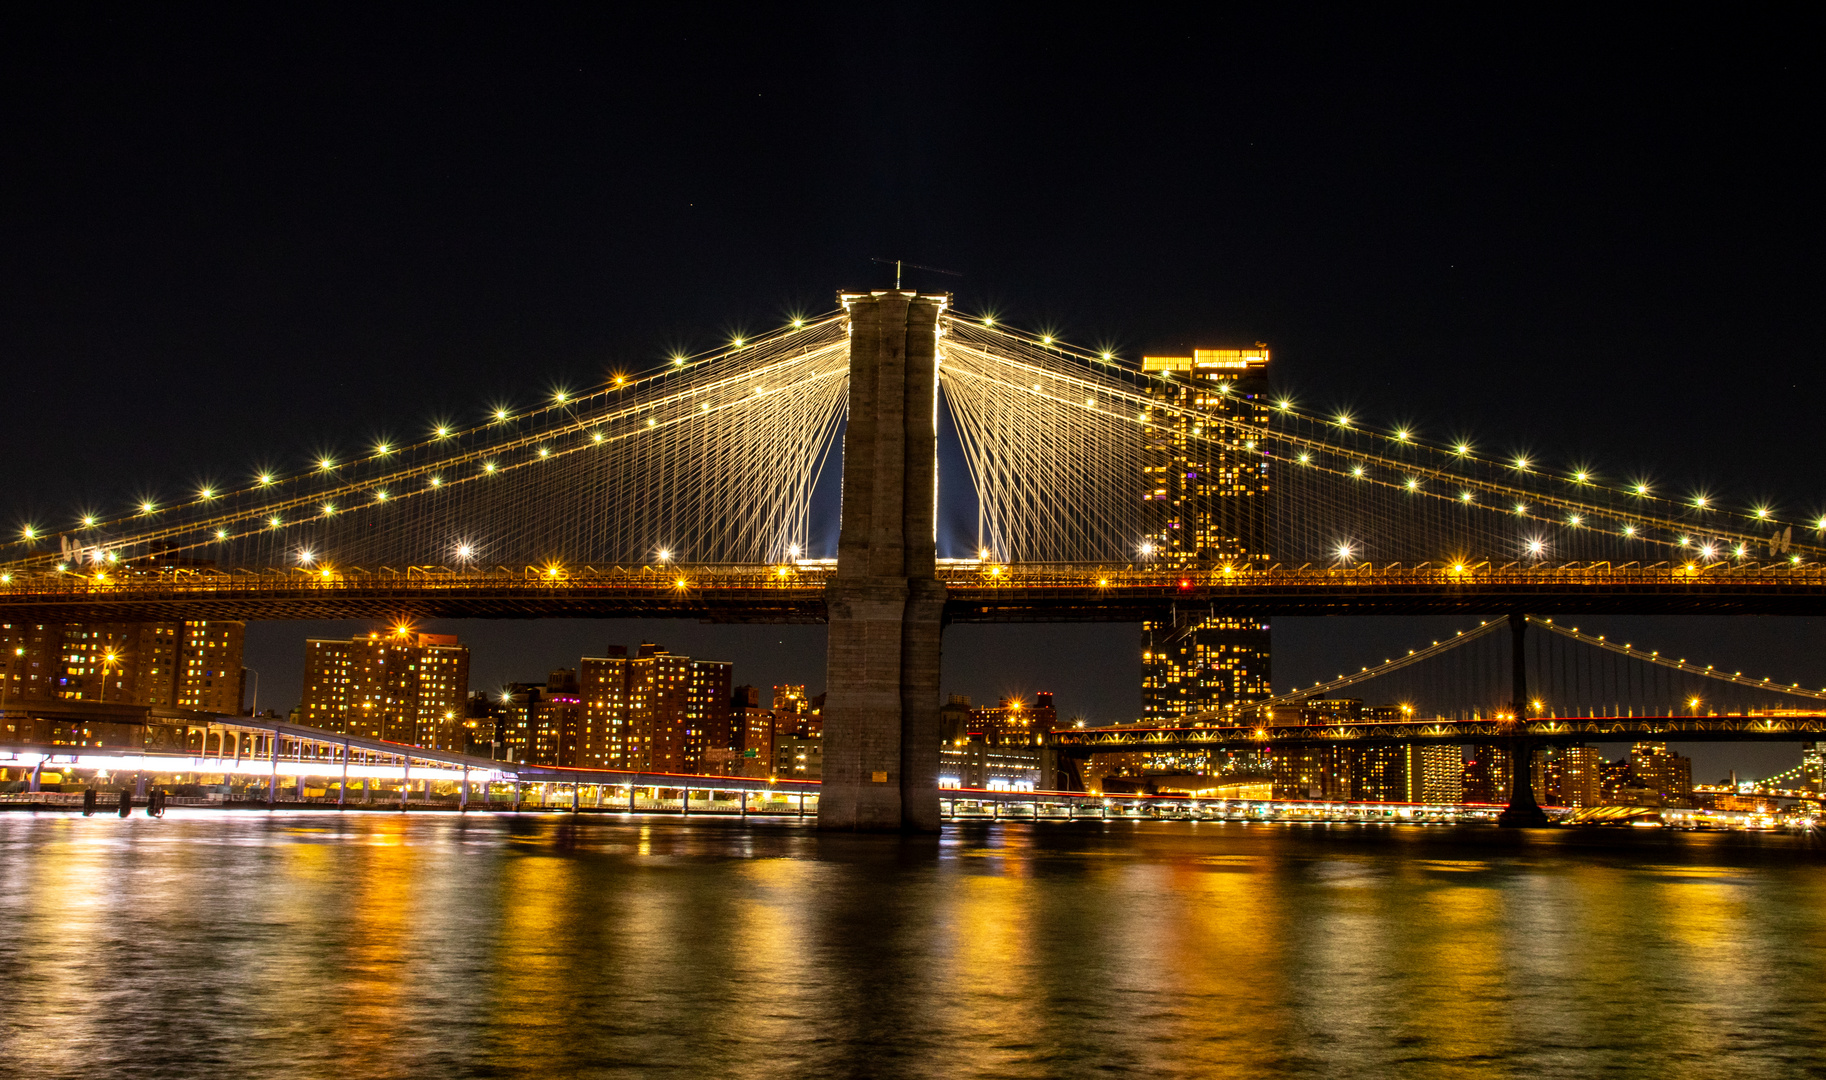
[1139,347,1272,723]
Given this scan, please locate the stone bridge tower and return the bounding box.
[818,291,947,831]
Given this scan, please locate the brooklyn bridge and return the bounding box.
[5,291,1823,830]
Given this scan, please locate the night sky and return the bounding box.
[4,9,1821,778]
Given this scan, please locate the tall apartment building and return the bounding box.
[731,684,776,774]
[1627,742,1694,806]
[300,630,469,749]
[1540,745,1604,808]
[1139,347,1273,723]
[580,649,632,767]
[971,692,1058,738]
[1,619,245,714]
[514,642,735,771]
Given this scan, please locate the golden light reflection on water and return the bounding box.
[2,815,1825,1078]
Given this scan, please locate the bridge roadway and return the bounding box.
[5,560,1826,622]
[1048,714,1826,756]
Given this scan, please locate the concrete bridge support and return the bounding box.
[819,291,948,832]
[1498,612,1551,827]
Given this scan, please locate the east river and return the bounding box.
[2,813,1824,1078]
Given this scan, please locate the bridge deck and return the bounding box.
[3,562,1826,622]
[1050,714,1826,754]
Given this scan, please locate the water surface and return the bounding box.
[2,811,1823,1078]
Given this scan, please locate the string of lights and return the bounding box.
[941,315,1825,567]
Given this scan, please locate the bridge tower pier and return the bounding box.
[819,291,948,832]
[1497,612,1551,827]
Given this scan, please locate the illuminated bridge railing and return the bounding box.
[1049,714,1826,754]
[2,715,822,802]
[5,559,1826,620]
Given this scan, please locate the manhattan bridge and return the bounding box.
[5,291,1826,829]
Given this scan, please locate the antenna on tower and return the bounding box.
[870,258,962,290]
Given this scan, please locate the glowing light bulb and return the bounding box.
[1514,457,1530,471]
[1395,430,1410,441]
[554,391,568,403]
[1297,453,1310,464]
[436,426,451,437]
[1622,524,1636,536]
[1276,399,1292,412]
[299,550,315,565]
[537,447,550,458]
[1460,491,1474,502]
[21,526,36,540]
[1336,543,1354,560]
[82,516,96,527]
[1755,506,1770,519]
[495,408,509,420]
[591,431,605,443]
[1514,504,1528,516]
[215,529,229,540]
[1528,539,1545,555]
[375,443,390,456]
[657,549,670,562]
[1040,335,1052,345]
[732,337,744,347]
[268,516,282,528]
[483,461,497,473]
[1351,465,1365,477]
[429,476,442,487]
[1406,478,1419,491]
[258,474,273,485]
[198,487,215,500]
[1694,495,1709,508]
[1455,443,1471,456]
[1634,483,1649,495]
[792,318,804,328]
[319,458,334,471]
[982,316,994,326]
[1101,351,1113,361]
[1573,471,1588,482]
[1567,514,1582,526]
[374,490,389,502]
[322,503,336,515]
[457,544,473,560]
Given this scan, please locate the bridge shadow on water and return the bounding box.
[3,811,1825,1079]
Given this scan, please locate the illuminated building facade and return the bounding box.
[1,619,245,714]
[526,642,735,771]
[1540,745,1604,807]
[580,649,631,767]
[1626,742,1694,806]
[300,630,469,750]
[730,685,776,777]
[1139,347,1272,723]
